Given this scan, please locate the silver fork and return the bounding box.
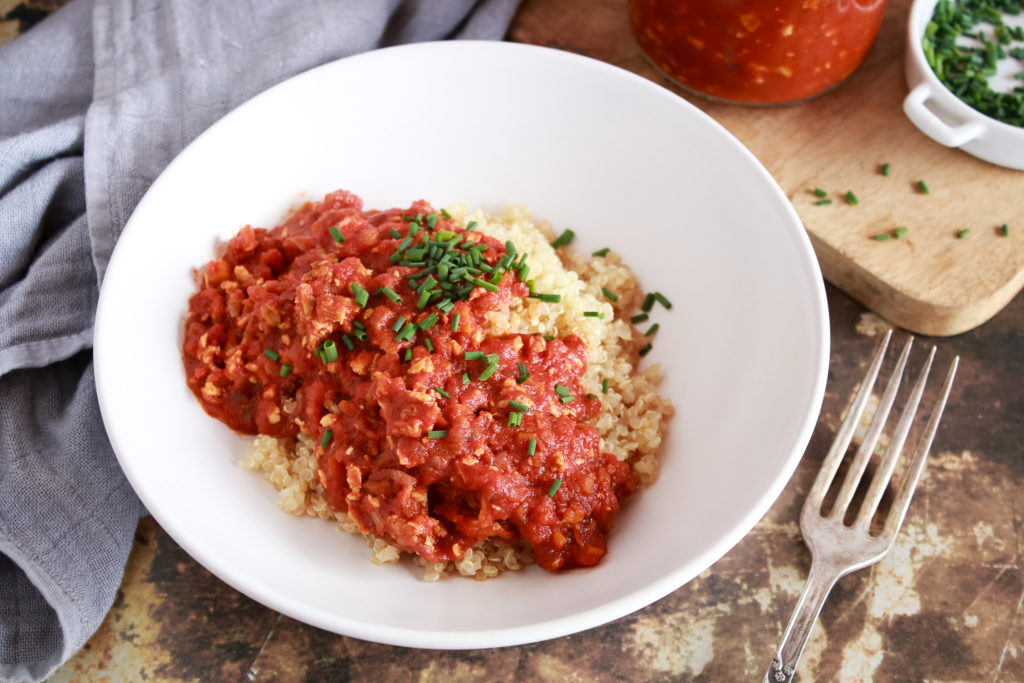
[763,330,958,683]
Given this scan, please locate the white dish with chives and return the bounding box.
[904,0,1024,170]
[93,41,829,648]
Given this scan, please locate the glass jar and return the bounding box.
[628,0,887,106]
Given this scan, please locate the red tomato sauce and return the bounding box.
[629,0,886,105]
[183,190,634,571]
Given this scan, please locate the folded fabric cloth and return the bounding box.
[0,1,521,680]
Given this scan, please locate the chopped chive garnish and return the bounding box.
[434,387,450,398]
[554,384,571,397]
[464,351,484,360]
[1000,224,1009,236]
[815,199,833,206]
[527,438,537,457]
[379,286,402,305]
[508,400,530,413]
[341,334,355,350]
[427,430,448,438]
[917,180,930,194]
[320,429,333,447]
[483,353,500,365]
[601,287,619,302]
[845,191,858,205]
[478,363,499,381]
[813,187,828,198]
[895,226,909,238]
[279,363,292,377]
[461,371,470,385]
[583,311,604,318]
[392,315,407,333]
[639,343,652,357]
[873,233,891,241]
[416,275,438,293]
[530,293,561,303]
[508,411,522,427]
[641,293,656,312]
[630,313,649,324]
[263,349,280,361]
[441,208,452,219]
[416,290,432,309]
[388,228,401,239]
[653,291,672,310]
[601,378,609,394]
[543,335,554,341]
[404,348,413,362]
[396,321,416,342]
[425,212,439,229]
[451,313,461,331]
[323,340,338,362]
[351,283,369,308]
[592,247,610,257]
[645,323,660,337]
[559,395,575,403]
[418,312,439,330]
[956,228,970,239]
[424,338,435,353]
[547,479,562,497]
[516,363,529,384]
[551,229,575,248]
[586,393,598,399]
[465,220,478,231]
[329,226,345,243]
[467,276,499,293]
[881,163,891,176]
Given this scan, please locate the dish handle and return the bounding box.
[903,83,985,148]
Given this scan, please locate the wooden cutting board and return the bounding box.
[511,0,1024,337]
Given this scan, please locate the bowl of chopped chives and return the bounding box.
[903,0,1024,170]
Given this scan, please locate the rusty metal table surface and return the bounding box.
[4,1,1022,680]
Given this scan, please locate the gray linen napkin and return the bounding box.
[0,1,521,680]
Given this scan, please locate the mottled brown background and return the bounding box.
[4,1,1023,680]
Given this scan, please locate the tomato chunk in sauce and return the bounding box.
[183,190,635,571]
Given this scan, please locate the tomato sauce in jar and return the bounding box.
[629,0,887,105]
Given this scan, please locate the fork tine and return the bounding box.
[804,329,892,513]
[880,355,959,539]
[854,346,936,529]
[828,336,914,518]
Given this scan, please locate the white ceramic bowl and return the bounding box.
[94,41,828,648]
[904,0,1024,170]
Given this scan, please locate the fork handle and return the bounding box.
[763,557,844,683]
